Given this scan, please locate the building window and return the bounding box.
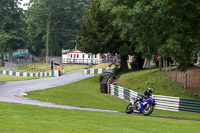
[77,54,79,58]
[95,54,97,58]
[83,54,85,58]
[74,54,76,58]
[71,54,72,58]
[88,54,90,58]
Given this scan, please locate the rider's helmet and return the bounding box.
[148,88,153,94]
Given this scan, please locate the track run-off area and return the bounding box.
[0,69,199,122]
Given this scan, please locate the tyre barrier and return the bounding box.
[0,70,62,77]
[110,84,200,113]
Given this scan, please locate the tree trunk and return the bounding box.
[120,56,128,72]
[1,53,4,66]
[9,44,13,63]
[159,57,162,71]
[46,1,51,62]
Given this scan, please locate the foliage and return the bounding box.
[79,0,133,71]
[25,0,89,56]
[0,0,26,56]
[101,0,200,71]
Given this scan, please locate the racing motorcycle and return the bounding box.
[125,96,156,116]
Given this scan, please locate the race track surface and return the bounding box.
[0,69,199,121]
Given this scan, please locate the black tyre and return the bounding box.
[143,104,154,116]
[125,103,133,114]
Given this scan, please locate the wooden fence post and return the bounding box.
[184,72,187,89]
[169,61,171,78]
[175,69,177,82]
[163,59,165,71]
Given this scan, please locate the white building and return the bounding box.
[62,49,102,65]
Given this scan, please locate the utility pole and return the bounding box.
[46,0,51,62]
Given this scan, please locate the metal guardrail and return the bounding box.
[110,84,200,113]
[179,98,200,113]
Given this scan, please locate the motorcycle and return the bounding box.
[125,96,156,116]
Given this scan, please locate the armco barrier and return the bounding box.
[110,84,200,113]
[179,98,200,113]
[83,68,111,75]
[0,70,62,77]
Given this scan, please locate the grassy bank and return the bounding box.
[118,69,200,99]
[0,75,39,82]
[63,64,88,74]
[0,102,199,133]
[26,75,200,120]
[27,75,127,112]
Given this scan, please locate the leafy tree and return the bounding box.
[0,0,26,62]
[79,0,133,71]
[102,0,200,71]
[25,0,89,56]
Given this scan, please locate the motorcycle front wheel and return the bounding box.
[125,103,133,114]
[143,104,154,116]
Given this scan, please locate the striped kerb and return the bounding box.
[124,88,130,101]
[0,70,2,74]
[47,72,49,77]
[94,69,98,74]
[6,71,9,75]
[179,98,200,113]
[20,72,23,76]
[27,73,30,77]
[33,73,36,77]
[114,85,118,97]
[38,73,40,77]
[13,72,16,76]
[102,68,106,73]
[42,72,45,77]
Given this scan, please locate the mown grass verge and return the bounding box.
[26,75,200,120]
[0,75,39,82]
[118,69,200,99]
[0,102,199,133]
[63,64,88,74]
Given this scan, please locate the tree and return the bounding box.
[25,0,89,56]
[79,0,133,71]
[102,0,200,71]
[0,0,26,62]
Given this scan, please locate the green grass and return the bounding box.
[26,75,200,120]
[0,102,199,133]
[118,69,200,99]
[16,63,51,72]
[27,75,127,112]
[0,74,39,82]
[89,63,111,69]
[89,63,131,69]
[63,64,88,74]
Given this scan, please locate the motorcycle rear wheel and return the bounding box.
[143,104,154,116]
[125,103,133,114]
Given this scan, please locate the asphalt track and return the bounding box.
[0,69,199,122]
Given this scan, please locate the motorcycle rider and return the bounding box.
[134,88,153,104]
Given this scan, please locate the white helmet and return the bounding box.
[148,88,153,93]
